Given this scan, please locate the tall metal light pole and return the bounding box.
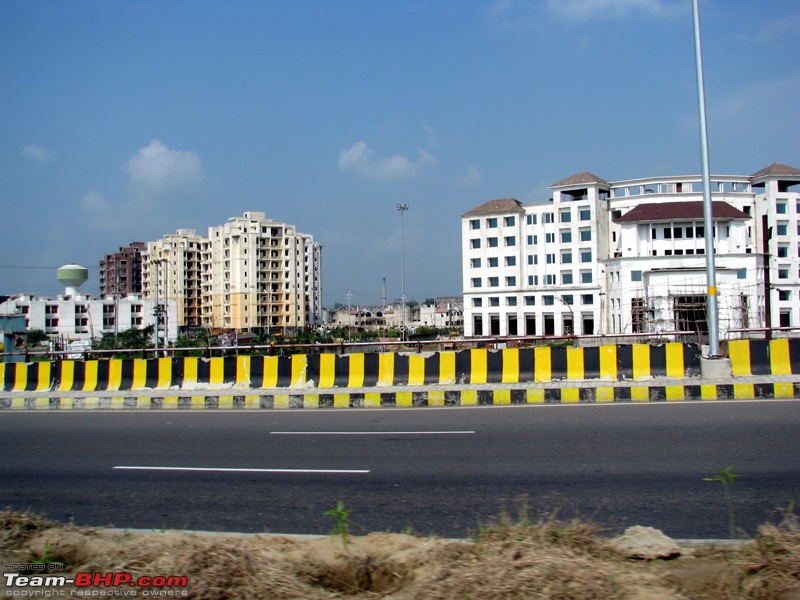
[692,0,720,357]
[396,204,408,341]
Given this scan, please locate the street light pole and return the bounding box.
[396,203,408,341]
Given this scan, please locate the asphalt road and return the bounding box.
[1,400,798,539]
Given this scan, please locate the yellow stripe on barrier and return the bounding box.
[429,390,445,406]
[0,363,5,389]
[630,386,650,402]
[11,398,25,409]
[396,392,413,407]
[774,382,794,398]
[136,398,151,409]
[439,352,456,384]
[262,356,279,388]
[470,349,487,384]
[157,357,172,389]
[303,394,320,409]
[526,388,545,403]
[769,339,792,375]
[665,385,685,401]
[60,398,74,410]
[561,388,580,403]
[218,396,234,409]
[162,397,179,409]
[34,398,51,410]
[83,361,98,391]
[35,362,51,391]
[209,357,225,385]
[728,340,751,376]
[596,387,615,402]
[132,359,148,390]
[236,356,250,386]
[333,393,350,408]
[377,353,394,386]
[502,348,519,384]
[108,359,122,391]
[700,384,717,400]
[12,364,27,392]
[183,357,198,385]
[534,347,551,382]
[245,395,261,409]
[733,384,754,399]
[599,345,617,380]
[292,354,308,387]
[566,347,584,380]
[109,398,126,410]
[364,393,382,408]
[274,394,290,409]
[665,343,684,378]
[59,361,75,391]
[494,389,511,405]
[347,354,364,388]
[632,345,650,380]
[318,353,336,388]
[461,389,478,406]
[408,354,426,386]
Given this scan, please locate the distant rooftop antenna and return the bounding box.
[57,264,89,298]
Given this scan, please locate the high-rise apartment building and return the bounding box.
[98,242,145,297]
[462,163,800,339]
[142,212,322,334]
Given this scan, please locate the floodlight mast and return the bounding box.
[692,0,720,357]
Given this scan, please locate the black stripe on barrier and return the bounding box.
[615,386,631,401]
[50,362,63,390]
[685,344,702,376]
[118,360,133,391]
[583,347,600,380]
[248,356,264,388]
[485,350,503,383]
[319,394,334,408]
[170,358,184,388]
[790,340,800,375]
[454,350,471,383]
[363,353,379,387]
[650,345,667,378]
[275,356,293,387]
[544,388,560,403]
[617,345,633,381]
[716,384,734,399]
[580,387,594,402]
[223,357,237,384]
[196,359,211,385]
[749,340,771,375]
[649,386,667,401]
[305,355,321,388]
[380,393,396,407]
[1,365,14,391]
[393,354,410,386]
[145,359,160,388]
[95,361,110,391]
[72,362,86,391]
[518,348,535,382]
[685,385,702,400]
[423,353,440,384]
[333,354,351,387]
[754,383,773,398]
[511,389,527,404]
[551,347,567,380]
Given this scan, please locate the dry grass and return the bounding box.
[1,509,799,599]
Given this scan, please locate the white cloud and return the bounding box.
[80,191,109,211]
[22,144,55,164]
[455,166,483,187]
[338,141,438,181]
[124,139,204,192]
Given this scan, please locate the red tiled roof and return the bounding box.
[614,201,749,223]
[462,198,523,217]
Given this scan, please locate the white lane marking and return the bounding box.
[269,431,475,435]
[114,466,369,474]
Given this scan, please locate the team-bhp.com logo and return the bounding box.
[4,570,188,596]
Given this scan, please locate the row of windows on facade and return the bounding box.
[22,305,145,315]
[471,294,596,308]
[468,208,594,231]
[39,317,144,329]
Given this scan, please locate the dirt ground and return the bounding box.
[1,510,798,599]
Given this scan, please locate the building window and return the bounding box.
[778,268,789,279]
[546,253,555,264]
[561,252,572,264]
[470,239,481,249]
[489,277,499,287]
[545,275,556,285]
[488,237,499,247]
[487,218,497,228]
[507,296,517,306]
[560,210,571,223]
[562,271,573,285]
[473,298,482,307]
[664,227,672,239]
[737,269,747,279]
[779,290,790,301]
[632,270,642,282]
[504,216,515,226]
[505,236,516,246]
[472,278,482,288]
[580,271,592,284]
[489,297,500,307]
[525,296,535,306]
[505,256,516,266]
[560,230,572,243]
[580,250,592,263]
[777,222,788,236]
[470,219,480,230]
[581,294,594,305]
[470,258,481,268]
[778,245,789,258]
[543,295,554,305]
[506,276,516,286]
[488,257,499,267]
[527,214,537,225]
[580,229,591,241]
[544,213,554,224]
[777,202,787,214]
[579,207,591,221]
[545,233,555,244]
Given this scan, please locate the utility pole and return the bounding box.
[346,289,353,343]
[762,215,772,339]
[396,203,408,341]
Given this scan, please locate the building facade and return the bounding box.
[142,212,322,335]
[98,242,146,296]
[462,163,800,339]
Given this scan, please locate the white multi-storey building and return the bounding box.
[144,212,322,334]
[462,163,800,339]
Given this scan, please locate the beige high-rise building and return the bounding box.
[143,213,322,335]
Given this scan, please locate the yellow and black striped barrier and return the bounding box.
[1,340,797,393]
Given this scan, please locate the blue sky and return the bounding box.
[1,0,798,307]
